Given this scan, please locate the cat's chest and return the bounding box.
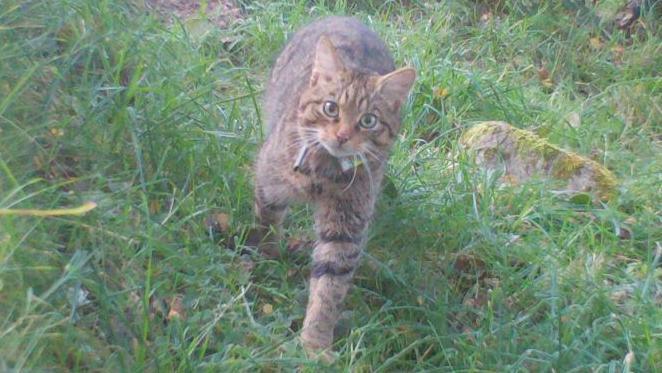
[284,163,357,201]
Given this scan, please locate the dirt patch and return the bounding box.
[146,0,243,28]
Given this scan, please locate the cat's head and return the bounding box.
[298,36,415,162]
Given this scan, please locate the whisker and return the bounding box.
[358,152,374,197]
[342,155,359,192]
[362,144,383,164]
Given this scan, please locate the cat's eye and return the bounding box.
[359,113,378,129]
[322,101,339,118]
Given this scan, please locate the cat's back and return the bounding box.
[264,16,396,134]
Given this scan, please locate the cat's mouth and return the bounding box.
[293,141,360,173]
[320,140,357,158]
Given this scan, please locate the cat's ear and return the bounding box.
[311,36,345,86]
[376,67,416,111]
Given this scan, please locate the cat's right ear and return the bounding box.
[311,36,344,86]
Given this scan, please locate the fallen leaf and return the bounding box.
[623,351,635,369]
[149,199,160,214]
[565,112,581,128]
[167,295,186,320]
[589,37,603,49]
[453,253,486,275]
[611,45,625,63]
[287,238,313,253]
[0,201,97,217]
[617,226,632,240]
[434,87,450,99]
[49,127,64,137]
[505,234,521,246]
[537,66,550,81]
[537,66,554,88]
[205,212,231,233]
[501,174,519,185]
[624,216,637,225]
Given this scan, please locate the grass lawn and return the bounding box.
[1,0,660,370]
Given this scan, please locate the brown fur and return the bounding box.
[252,16,415,357]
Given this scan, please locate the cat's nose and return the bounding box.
[336,130,350,145]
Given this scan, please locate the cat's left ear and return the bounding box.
[376,68,416,111]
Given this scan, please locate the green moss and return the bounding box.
[551,152,586,179]
[459,121,504,146]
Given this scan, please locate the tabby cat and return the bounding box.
[252,16,415,357]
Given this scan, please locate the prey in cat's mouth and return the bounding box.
[292,124,368,173]
[292,142,360,174]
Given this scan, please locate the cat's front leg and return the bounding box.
[301,197,370,356]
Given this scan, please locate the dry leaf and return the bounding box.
[454,253,486,274]
[566,112,581,128]
[287,238,313,253]
[537,66,553,88]
[434,87,450,99]
[623,351,635,369]
[611,45,625,63]
[589,37,603,49]
[205,212,231,233]
[617,226,632,240]
[167,295,186,320]
[149,199,160,214]
[49,128,64,137]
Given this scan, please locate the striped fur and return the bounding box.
[253,16,415,357]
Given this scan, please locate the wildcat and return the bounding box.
[252,16,415,357]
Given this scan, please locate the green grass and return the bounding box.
[1,0,660,370]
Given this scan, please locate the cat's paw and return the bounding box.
[308,349,338,364]
[286,238,314,254]
[244,228,281,258]
[301,339,338,364]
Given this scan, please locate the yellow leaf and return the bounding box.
[434,87,449,99]
[589,37,603,49]
[49,128,64,137]
[0,201,97,217]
